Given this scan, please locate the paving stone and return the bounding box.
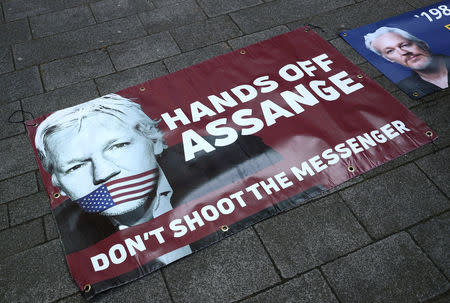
[0,218,46,258]
[407,0,441,8]
[373,75,398,93]
[152,0,184,7]
[0,101,25,139]
[0,240,79,302]
[3,0,88,21]
[287,0,414,40]
[91,271,171,302]
[164,43,231,73]
[41,50,114,90]
[56,293,85,303]
[108,32,180,71]
[198,0,262,17]
[228,25,289,50]
[412,97,450,148]
[255,194,371,278]
[0,204,8,230]
[241,269,338,303]
[313,175,365,201]
[0,18,31,47]
[163,228,280,303]
[36,171,46,192]
[0,67,43,104]
[361,142,437,179]
[13,15,146,69]
[96,62,168,95]
[409,212,450,279]
[340,164,449,239]
[390,89,420,108]
[139,0,206,34]
[416,148,450,197]
[8,191,51,226]
[0,172,38,204]
[22,81,99,117]
[357,61,382,79]
[427,292,450,303]
[422,88,450,103]
[230,0,353,34]
[30,5,95,38]
[90,0,154,22]
[0,135,38,181]
[0,47,14,75]
[44,214,59,240]
[329,38,365,65]
[171,15,242,51]
[322,232,449,303]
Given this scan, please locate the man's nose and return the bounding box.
[92,156,120,185]
[398,47,410,55]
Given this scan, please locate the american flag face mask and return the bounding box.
[75,169,159,213]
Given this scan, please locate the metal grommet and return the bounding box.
[240,50,246,55]
[31,122,38,127]
[342,33,348,36]
[84,284,91,293]
[139,87,146,91]
[53,193,61,199]
[412,91,419,97]
[304,27,310,32]
[356,74,363,79]
[347,166,355,173]
[425,131,433,138]
[220,225,229,232]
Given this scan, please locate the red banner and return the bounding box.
[26,27,435,298]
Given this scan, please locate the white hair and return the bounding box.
[364,26,429,56]
[35,93,166,174]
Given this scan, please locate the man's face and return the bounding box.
[46,114,158,215]
[372,32,432,70]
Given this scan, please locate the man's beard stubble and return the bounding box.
[411,54,436,72]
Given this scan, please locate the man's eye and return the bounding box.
[386,49,393,54]
[66,164,84,173]
[110,142,130,150]
[400,43,410,48]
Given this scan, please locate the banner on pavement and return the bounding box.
[26,27,435,298]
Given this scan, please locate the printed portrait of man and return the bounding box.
[364,26,449,98]
[34,93,281,261]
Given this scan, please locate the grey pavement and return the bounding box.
[0,0,448,302]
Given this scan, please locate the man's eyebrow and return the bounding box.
[64,158,88,165]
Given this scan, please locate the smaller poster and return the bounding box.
[341,0,450,99]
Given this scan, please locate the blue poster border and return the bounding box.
[340,0,450,99]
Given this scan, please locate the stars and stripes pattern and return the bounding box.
[76,169,159,213]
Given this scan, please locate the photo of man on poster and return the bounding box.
[34,93,281,259]
[364,26,449,97]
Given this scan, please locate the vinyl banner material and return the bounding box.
[340,0,450,99]
[26,27,435,298]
